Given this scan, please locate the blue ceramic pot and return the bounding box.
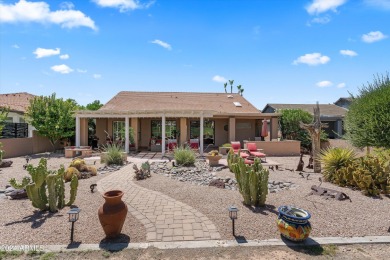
[277,205,312,241]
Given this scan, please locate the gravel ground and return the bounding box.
[1,153,389,245]
[0,154,146,245]
[137,155,390,241]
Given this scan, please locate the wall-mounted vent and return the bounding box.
[227,95,233,98]
[233,102,242,107]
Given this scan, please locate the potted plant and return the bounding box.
[206,150,222,166]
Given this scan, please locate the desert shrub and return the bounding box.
[105,143,124,165]
[345,73,390,149]
[319,147,356,182]
[334,156,390,196]
[222,143,232,147]
[174,146,196,166]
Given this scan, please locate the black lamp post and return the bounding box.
[228,206,238,237]
[67,208,81,243]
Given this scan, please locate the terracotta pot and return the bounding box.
[276,205,311,242]
[206,155,222,166]
[98,190,128,238]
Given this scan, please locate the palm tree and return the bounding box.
[223,82,227,93]
[240,88,244,96]
[229,80,234,93]
[237,85,242,94]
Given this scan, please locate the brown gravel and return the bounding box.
[137,155,390,241]
[0,154,146,245]
[1,153,389,246]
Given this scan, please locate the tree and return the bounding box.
[0,107,9,135]
[229,80,234,93]
[25,93,77,151]
[223,82,227,93]
[345,73,390,149]
[237,85,244,96]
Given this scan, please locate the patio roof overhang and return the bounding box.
[75,110,281,119]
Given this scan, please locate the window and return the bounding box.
[19,117,25,123]
[113,121,125,141]
[5,117,13,123]
[151,120,177,139]
[190,119,215,145]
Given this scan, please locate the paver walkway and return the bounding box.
[97,163,221,242]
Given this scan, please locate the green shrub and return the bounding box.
[105,143,124,165]
[345,73,390,149]
[319,147,356,182]
[174,146,196,166]
[222,143,232,147]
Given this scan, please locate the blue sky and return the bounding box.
[1,0,389,109]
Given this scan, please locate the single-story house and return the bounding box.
[75,91,280,154]
[0,92,36,138]
[262,103,348,139]
[334,97,352,110]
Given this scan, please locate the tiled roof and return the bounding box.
[263,103,347,117]
[99,91,262,115]
[0,92,35,113]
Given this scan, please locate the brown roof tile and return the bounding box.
[99,91,261,115]
[264,103,347,117]
[0,92,35,113]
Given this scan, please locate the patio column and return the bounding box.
[125,116,129,153]
[179,118,187,146]
[200,114,204,155]
[229,117,236,142]
[336,119,343,138]
[131,118,139,151]
[270,117,279,141]
[80,118,88,146]
[162,114,166,155]
[75,116,80,147]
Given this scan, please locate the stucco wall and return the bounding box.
[235,119,256,143]
[1,131,62,159]
[214,118,229,146]
[243,140,301,156]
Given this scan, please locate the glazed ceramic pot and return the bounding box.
[98,190,128,238]
[277,205,312,242]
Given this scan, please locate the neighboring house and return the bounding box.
[75,91,280,154]
[0,92,36,138]
[334,97,352,110]
[262,103,347,139]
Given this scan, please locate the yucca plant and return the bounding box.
[319,147,356,181]
[174,146,196,166]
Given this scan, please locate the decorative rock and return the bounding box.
[4,187,27,199]
[209,179,225,189]
[0,160,13,168]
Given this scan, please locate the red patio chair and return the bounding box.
[246,142,266,161]
[230,141,249,159]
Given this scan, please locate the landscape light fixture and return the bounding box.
[67,208,81,243]
[228,206,238,237]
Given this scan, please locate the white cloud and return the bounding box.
[337,83,346,88]
[308,16,331,25]
[51,64,73,74]
[306,0,347,15]
[150,39,172,50]
[293,53,330,66]
[59,1,75,10]
[361,31,388,43]
[33,47,60,58]
[93,0,154,12]
[59,54,69,59]
[212,75,227,83]
[0,0,97,31]
[340,49,358,56]
[316,80,333,87]
[77,68,87,73]
[364,0,390,9]
[12,44,20,48]
[93,74,102,79]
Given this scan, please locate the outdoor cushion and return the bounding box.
[250,151,266,158]
[240,152,249,158]
[231,141,241,151]
[246,143,258,151]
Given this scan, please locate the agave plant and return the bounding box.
[319,147,356,181]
